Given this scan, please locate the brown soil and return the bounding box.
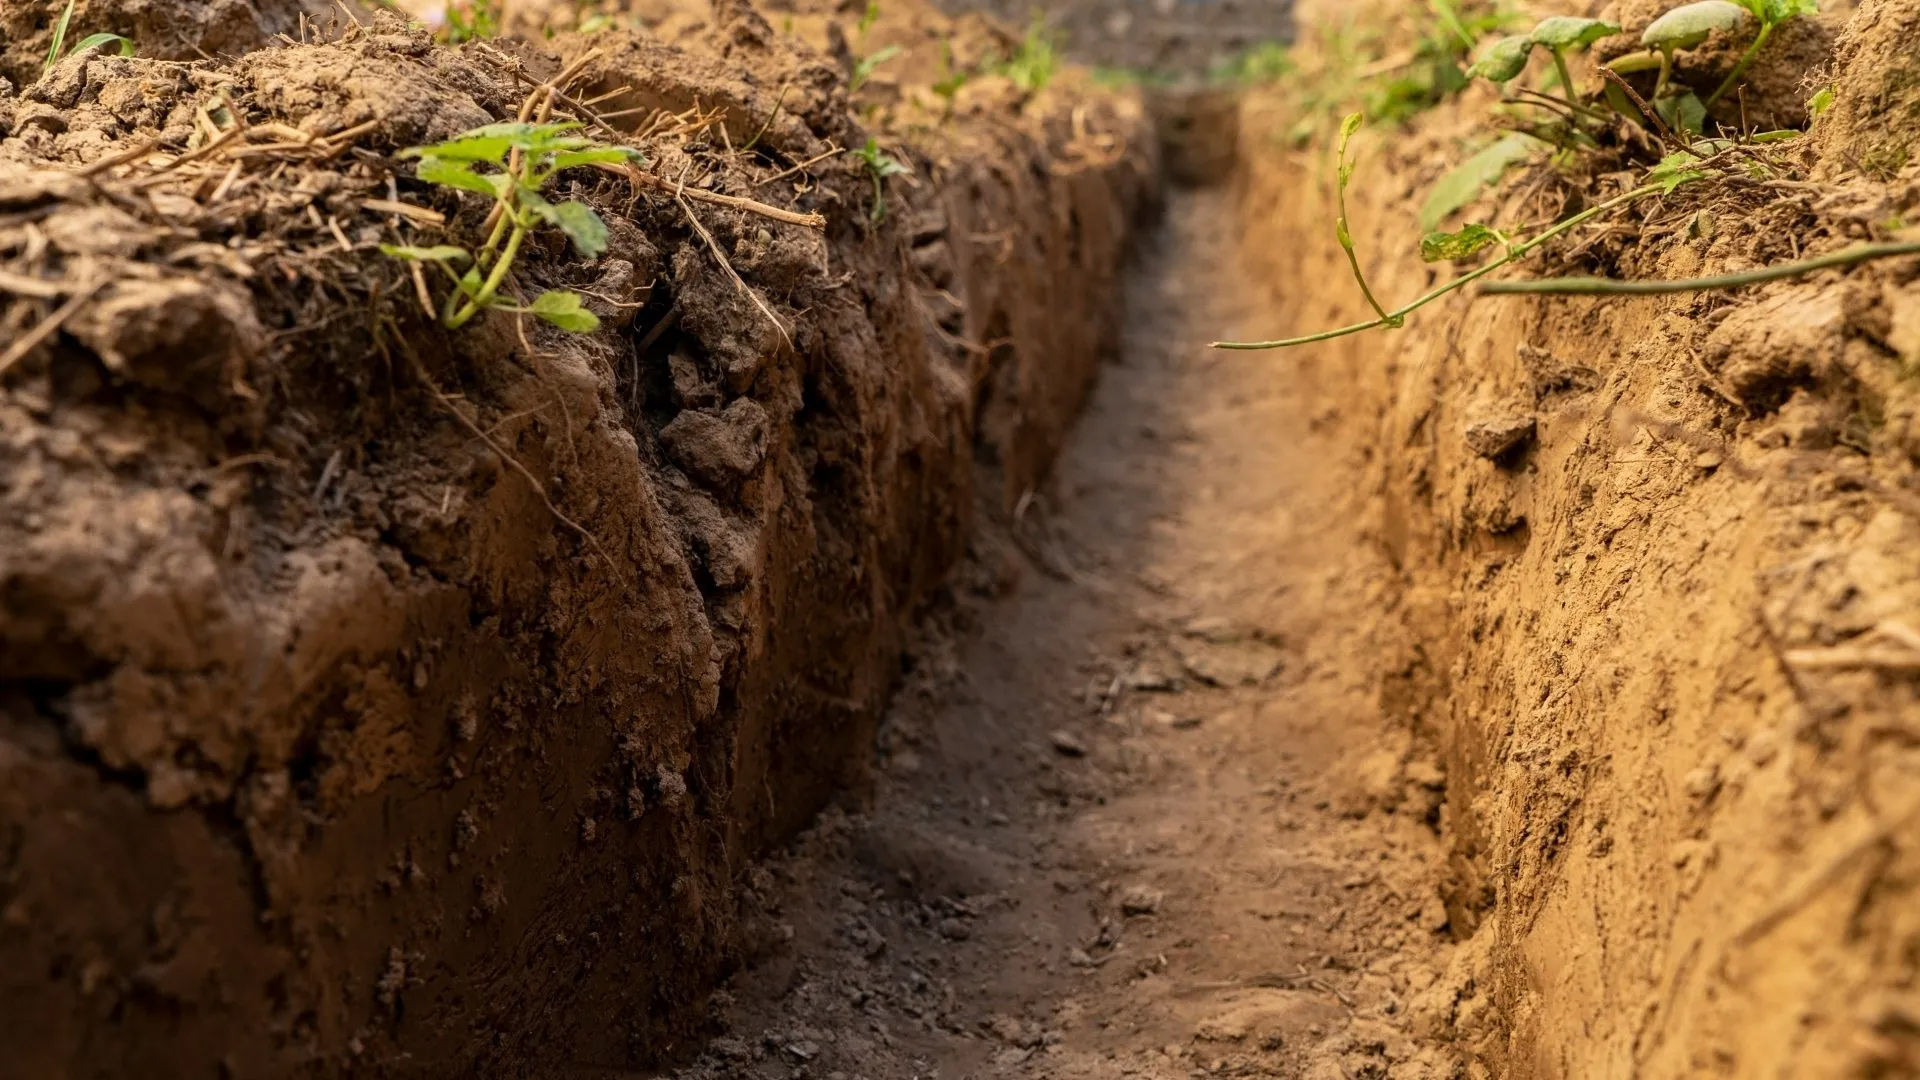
[666,187,1455,1080]
[7,0,1920,1075]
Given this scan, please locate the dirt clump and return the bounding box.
[0,0,1154,1074]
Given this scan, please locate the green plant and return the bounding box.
[43,0,132,75]
[853,136,910,223]
[857,0,880,36]
[1602,0,1819,131]
[440,0,500,43]
[1466,15,1620,131]
[851,44,902,92]
[1002,14,1057,94]
[382,121,642,331]
[1211,113,1699,350]
[1209,41,1294,87]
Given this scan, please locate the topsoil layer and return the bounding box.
[0,0,1155,1074]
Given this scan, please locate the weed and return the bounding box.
[851,44,902,92]
[1209,41,1293,87]
[1212,113,1695,349]
[1002,14,1057,95]
[852,136,911,223]
[440,0,500,43]
[43,0,132,75]
[382,121,642,331]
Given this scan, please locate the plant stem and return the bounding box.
[1704,21,1772,111]
[1481,242,1920,295]
[445,218,527,328]
[1550,50,1578,99]
[1652,47,1672,101]
[1212,184,1662,350]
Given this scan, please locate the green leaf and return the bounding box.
[524,194,609,257]
[1807,85,1835,120]
[1467,35,1535,82]
[379,244,472,262]
[1530,16,1620,50]
[547,147,643,171]
[1655,91,1707,134]
[44,0,75,73]
[530,290,600,332]
[415,156,511,198]
[68,32,134,57]
[401,122,588,164]
[1418,132,1538,232]
[851,44,903,91]
[1420,224,1506,262]
[1648,150,1710,193]
[1736,0,1817,20]
[1641,1,1750,51]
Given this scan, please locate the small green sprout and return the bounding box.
[440,0,501,43]
[1466,16,1620,130]
[857,0,880,36]
[852,136,910,223]
[383,121,643,331]
[1807,84,1835,121]
[1640,0,1748,101]
[43,0,132,75]
[1002,14,1057,94]
[851,44,902,92]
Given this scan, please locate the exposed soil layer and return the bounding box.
[0,1,1153,1074]
[8,0,1920,1075]
[1232,0,1920,1073]
[668,187,1457,1080]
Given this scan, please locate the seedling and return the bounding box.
[440,0,501,43]
[43,0,132,75]
[857,0,880,36]
[1002,14,1057,94]
[1709,0,1818,108]
[853,136,910,223]
[1466,15,1620,130]
[1211,114,1705,350]
[851,44,902,92]
[382,121,642,331]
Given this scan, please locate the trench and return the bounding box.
[663,175,1453,1078]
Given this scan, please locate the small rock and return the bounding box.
[1120,884,1164,916]
[937,917,972,941]
[1050,730,1088,757]
[1463,415,1536,460]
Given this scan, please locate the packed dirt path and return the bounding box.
[670,188,1460,1080]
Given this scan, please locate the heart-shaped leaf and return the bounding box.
[530,290,600,333]
[1531,16,1621,50]
[1642,1,1750,51]
[1654,91,1707,134]
[1420,224,1506,262]
[1467,35,1535,82]
[522,193,609,258]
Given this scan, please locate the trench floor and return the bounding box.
[669,188,1454,1080]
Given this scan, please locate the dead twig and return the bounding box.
[0,279,104,376]
[671,179,793,352]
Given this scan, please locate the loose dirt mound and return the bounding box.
[0,1,1153,1074]
[1236,0,1920,1074]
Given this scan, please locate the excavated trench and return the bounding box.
[5,0,1920,1077]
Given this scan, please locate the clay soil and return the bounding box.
[6,0,1920,1076]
